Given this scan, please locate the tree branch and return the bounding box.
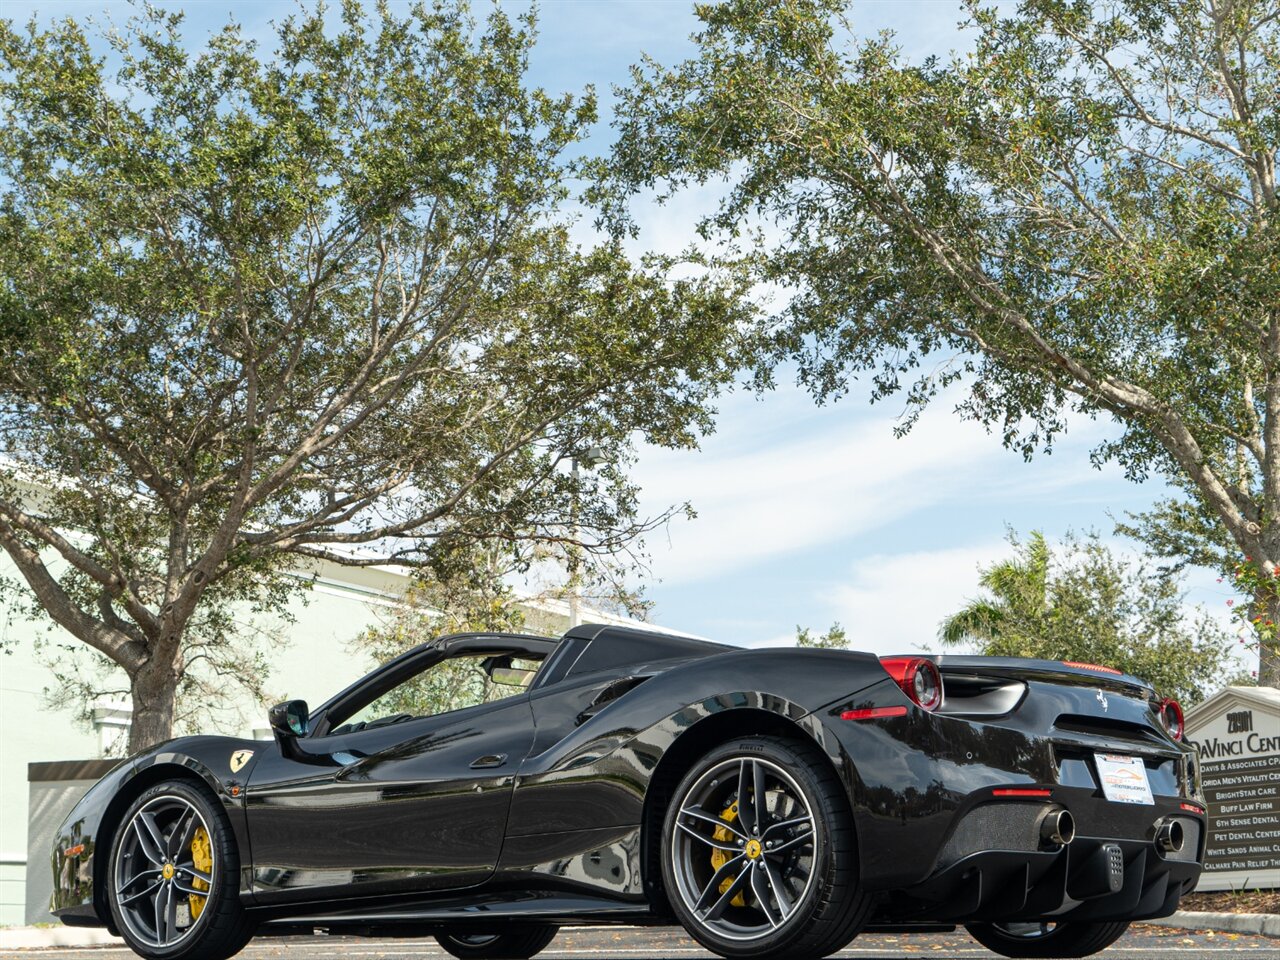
[0,515,144,670]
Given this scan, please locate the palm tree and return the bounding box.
[939,531,1051,654]
[936,531,1241,702]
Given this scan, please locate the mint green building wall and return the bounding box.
[1,552,104,926]
[0,556,397,926]
[1,547,613,926]
[0,860,25,928]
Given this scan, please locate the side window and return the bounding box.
[338,655,541,732]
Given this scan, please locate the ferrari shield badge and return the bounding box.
[229,749,254,773]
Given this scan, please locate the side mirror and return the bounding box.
[269,699,310,740]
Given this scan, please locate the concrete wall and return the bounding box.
[24,761,120,925]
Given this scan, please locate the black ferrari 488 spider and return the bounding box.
[51,622,1205,960]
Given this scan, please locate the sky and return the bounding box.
[5,0,1243,660]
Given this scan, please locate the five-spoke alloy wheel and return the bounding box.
[113,794,213,948]
[669,755,815,939]
[108,780,254,960]
[662,736,870,960]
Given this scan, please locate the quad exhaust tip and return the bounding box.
[1039,809,1075,849]
[1155,819,1184,854]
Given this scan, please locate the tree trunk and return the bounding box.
[127,655,179,753]
[1258,590,1280,689]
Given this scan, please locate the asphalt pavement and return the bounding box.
[6,924,1277,960]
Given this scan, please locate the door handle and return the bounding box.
[469,753,507,769]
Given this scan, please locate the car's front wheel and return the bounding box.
[662,735,870,960]
[107,780,255,960]
[435,925,559,959]
[965,920,1131,958]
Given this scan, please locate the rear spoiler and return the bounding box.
[928,655,1153,696]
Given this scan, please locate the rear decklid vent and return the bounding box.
[1052,713,1168,746]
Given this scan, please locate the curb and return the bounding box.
[1144,910,1280,937]
[0,926,122,950]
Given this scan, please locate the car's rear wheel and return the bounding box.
[662,735,870,960]
[435,925,559,959]
[965,920,1131,958]
[107,780,255,960]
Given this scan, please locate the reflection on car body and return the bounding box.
[50,623,1204,960]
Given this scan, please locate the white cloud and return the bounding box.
[631,379,1116,585]
[818,541,1008,657]
[657,540,1005,652]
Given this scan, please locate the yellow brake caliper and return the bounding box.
[709,801,747,908]
[188,826,212,920]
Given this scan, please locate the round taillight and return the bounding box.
[881,656,943,712]
[1158,697,1184,741]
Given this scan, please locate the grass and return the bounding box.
[1181,888,1280,915]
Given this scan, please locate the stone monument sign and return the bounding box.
[1184,685,1280,892]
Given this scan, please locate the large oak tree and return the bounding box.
[0,1,745,749]
[608,0,1280,684]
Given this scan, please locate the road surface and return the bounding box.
[7,923,1277,959]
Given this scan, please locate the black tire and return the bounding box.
[435,925,559,959]
[965,920,1131,958]
[107,779,255,960]
[661,735,871,960]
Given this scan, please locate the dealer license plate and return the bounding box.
[1095,753,1154,805]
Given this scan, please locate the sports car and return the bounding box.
[51,623,1205,960]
